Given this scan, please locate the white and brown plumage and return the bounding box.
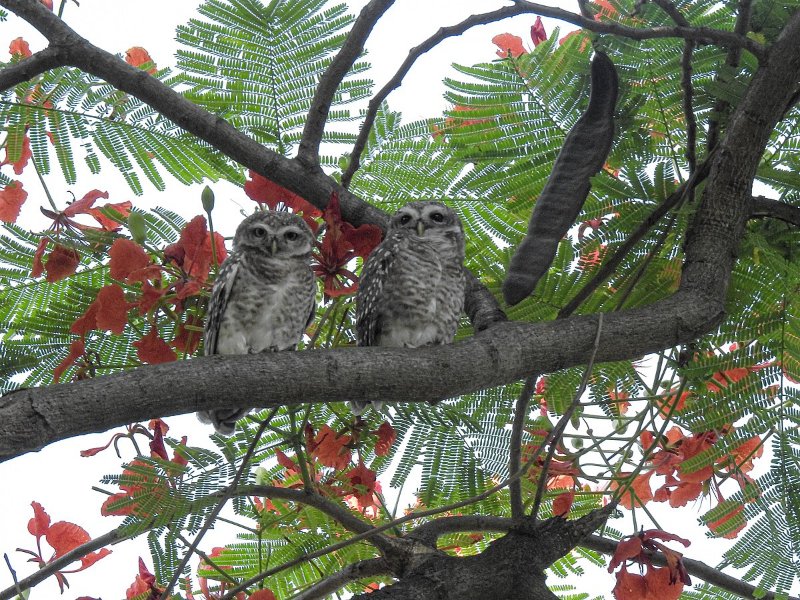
[353,201,466,414]
[198,211,316,434]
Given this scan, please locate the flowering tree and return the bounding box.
[0,0,799,599]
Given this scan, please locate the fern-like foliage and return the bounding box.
[2,0,800,597]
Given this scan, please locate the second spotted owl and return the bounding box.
[353,201,466,413]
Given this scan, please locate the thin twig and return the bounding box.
[651,0,697,174]
[706,0,753,153]
[2,555,21,600]
[530,314,604,518]
[159,408,280,600]
[558,157,712,318]
[509,376,537,519]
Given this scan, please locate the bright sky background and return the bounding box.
[0,1,756,599]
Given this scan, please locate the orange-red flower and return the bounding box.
[492,33,527,58]
[17,502,111,593]
[0,181,27,223]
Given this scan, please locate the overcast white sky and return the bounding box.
[0,2,752,599]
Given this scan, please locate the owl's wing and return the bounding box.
[355,234,401,347]
[204,251,241,356]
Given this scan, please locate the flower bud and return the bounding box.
[201,185,215,214]
[127,211,147,245]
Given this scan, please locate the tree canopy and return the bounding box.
[0,0,799,599]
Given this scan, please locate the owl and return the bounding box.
[353,201,466,414]
[198,210,317,434]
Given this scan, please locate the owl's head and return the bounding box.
[389,201,464,255]
[233,210,314,258]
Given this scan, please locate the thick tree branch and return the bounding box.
[1,6,799,463]
[297,0,395,167]
[1,299,719,462]
[750,195,800,227]
[0,46,65,90]
[406,516,800,600]
[290,558,390,600]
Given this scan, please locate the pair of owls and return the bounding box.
[198,201,466,434]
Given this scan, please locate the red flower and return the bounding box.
[0,181,27,223]
[134,326,178,365]
[553,490,575,517]
[312,192,382,297]
[86,200,133,231]
[1,133,32,174]
[43,243,80,282]
[39,189,116,233]
[531,17,547,46]
[9,37,31,58]
[72,284,132,335]
[374,421,396,456]
[17,502,111,593]
[125,47,157,75]
[492,33,527,58]
[707,503,746,539]
[164,215,227,283]
[608,529,690,600]
[612,471,654,509]
[344,461,379,512]
[53,339,86,383]
[244,170,322,230]
[126,558,162,599]
[109,238,160,283]
[309,424,352,470]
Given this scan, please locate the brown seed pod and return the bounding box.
[502,51,618,306]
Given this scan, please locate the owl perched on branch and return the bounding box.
[198,210,317,434]
[353,201,466,414]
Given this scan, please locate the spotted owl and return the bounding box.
[198,210,317,434]
[353,201,466,414]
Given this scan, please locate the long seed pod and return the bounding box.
[502,50,619,306]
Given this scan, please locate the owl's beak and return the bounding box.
[270,238,278,255]
[416,221,425,236]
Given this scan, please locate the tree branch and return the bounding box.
[340,0,764,187]
[289,558,390,600]
[405,516,800,600]
[297,0,395,167]
[3,3,800,460]
[558,158,712,318]
[0,46,66,90]
[749,195,800,227]
[0,296,721,462]
[0,528,128,600]
[509,376,536,519]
